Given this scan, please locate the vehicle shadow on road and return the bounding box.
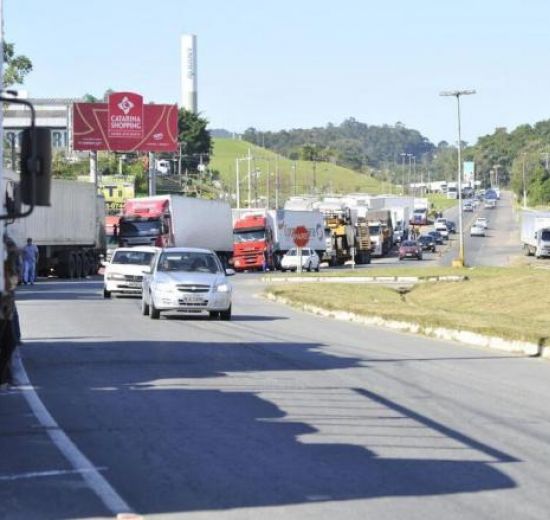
[162,314,289,322]
[18,339,517,518]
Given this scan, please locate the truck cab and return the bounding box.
[232,213,270,271]
[119,199,172,247]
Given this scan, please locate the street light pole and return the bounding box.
[400,153,407,194]
[440,89,476,267]
[522,153,527,209]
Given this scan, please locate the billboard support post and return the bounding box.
[149,152,156,196]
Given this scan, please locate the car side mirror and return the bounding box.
[225,268,235,276]
[21,127,52,206]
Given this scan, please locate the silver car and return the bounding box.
[141,247,234,320]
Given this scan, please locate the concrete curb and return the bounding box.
[264,293,549,359]
[262,275,468,285]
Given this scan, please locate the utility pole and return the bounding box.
[293,162,297,195]
[521,152,527,209]
[275,155,280,209]
[247,148,252,207]
[400,153,407,194]
[440,88,476,268]
[235,158,240,209]
[266,160,270,209]
[89,150,98,189]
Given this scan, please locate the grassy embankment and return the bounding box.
[210,138,390,201]
[265,266,550,345]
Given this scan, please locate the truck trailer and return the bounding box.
[118,195,234,265]
[8,179,106,278]
[232,209,326,271]
[521,211,550,258]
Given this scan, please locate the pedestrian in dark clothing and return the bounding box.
[22,237,39,285]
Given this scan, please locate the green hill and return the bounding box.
[210,138,389,206]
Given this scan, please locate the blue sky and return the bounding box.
[4,0,550,144]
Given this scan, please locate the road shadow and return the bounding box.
[15,338,518,518]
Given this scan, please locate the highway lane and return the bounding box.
[4,276,550,519]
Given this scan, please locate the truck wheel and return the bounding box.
[141,298,150,316]
[103,288,111,299]
[75,253,83,278]
[219,305,232,321]
[69,254,77,279]
[149,300,160,320]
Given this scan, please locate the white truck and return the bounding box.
[119,195,234,266]
[8,179,106,278]
[521,211,550,258]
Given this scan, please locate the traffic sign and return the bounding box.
[292,226,309,248]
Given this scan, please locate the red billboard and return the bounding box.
[73,92,178,152]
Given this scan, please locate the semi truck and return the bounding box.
[118,195,233,266]
[366,209,393,256]
[232,209,326,271]
[8,179,106,278]
[521,211,550,258]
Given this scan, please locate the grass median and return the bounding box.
[265,267,550,346]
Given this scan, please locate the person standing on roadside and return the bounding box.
[22,238,39,285]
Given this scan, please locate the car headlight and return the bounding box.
[214,283,231,293]
[154,281,176,293]
[107,272,126,280]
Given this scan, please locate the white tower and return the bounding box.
[180,34,197,113]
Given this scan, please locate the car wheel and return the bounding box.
[103,288,111,299]
[149,299,160,320]
[315,264,320,272]
[141,297,150,316]
[306,262,312,272]
[281,268,286,272]
[219,305,232,321]
[209,311,220,319]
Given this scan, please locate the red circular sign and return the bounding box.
[292,226,310,248]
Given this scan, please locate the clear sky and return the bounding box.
[4,0,550,145]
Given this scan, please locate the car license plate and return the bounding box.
[128,282,141,288]
[179,295,205,304]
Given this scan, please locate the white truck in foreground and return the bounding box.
[521,211,550,258]
[8,179,106,278]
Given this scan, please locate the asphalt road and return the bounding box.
[3,270,550,519]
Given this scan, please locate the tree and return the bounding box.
[2,42,32,88]
[178,109,212,171]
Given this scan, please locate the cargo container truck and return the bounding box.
[118,195,233,266]
[521,211,550,258]
[8,179,106,278]
[232,209,326,271]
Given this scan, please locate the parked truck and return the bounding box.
[118,195,233,265]
[366,209,393,256]
[8,179,106,278]
[521,211,550,258]
[232,209,326,271]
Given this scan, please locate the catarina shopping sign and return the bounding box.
[73,92,178,152]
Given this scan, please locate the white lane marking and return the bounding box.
[12,354,133,516]
[0,467,106,481]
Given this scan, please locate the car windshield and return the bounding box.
[418,236,431,242]
[541,230,550,241]
[233,229,265,243]
[402,241,417,247]
[120,219,161,237]
[112,250,155,266]
[157,252,222,273]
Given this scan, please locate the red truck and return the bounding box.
[232,209,326,271]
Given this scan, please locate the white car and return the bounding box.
[104,247,159,298]
[280,248,320,272]
[434,218,449,238]
[470,224,485,237]
[475,217,488,229]
[142,247,234,320]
